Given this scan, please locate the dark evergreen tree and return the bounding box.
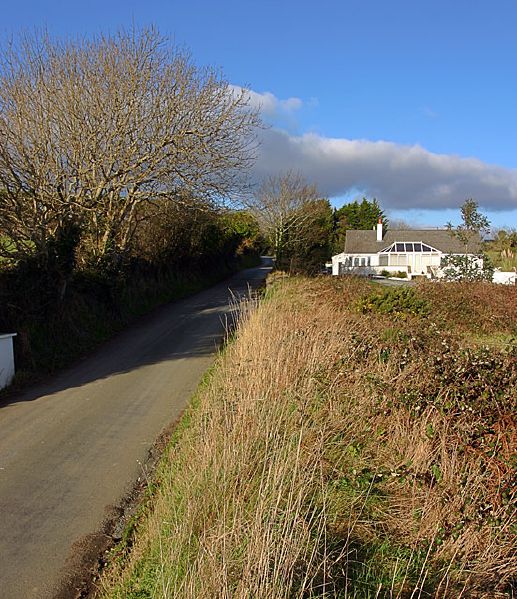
[333,198,387,253]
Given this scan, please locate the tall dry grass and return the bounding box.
[100,276,516,598]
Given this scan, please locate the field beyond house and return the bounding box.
[100,276,516,598]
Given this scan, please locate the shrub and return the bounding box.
[380,269,390,277]
[440,253,494,282]
[357,286,430,317]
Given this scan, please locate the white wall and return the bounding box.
[333,252,438,277]
[332,253,344,275]
[493,271,517,285]
[0,334,16,390]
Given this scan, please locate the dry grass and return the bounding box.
[417,279,517,337]
[99,276,516,598]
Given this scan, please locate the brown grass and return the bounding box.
[417,279,517,337]
[99,276,516,598]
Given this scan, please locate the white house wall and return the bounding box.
[333,252,442,276]
[331,253,345,275]
[332,251,489,279]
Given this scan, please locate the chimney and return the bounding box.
[376,217,383,242]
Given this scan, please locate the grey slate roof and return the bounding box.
[343,229,482,254]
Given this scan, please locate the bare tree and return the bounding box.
[388,218,413,230]
[244,171,320,267]
[0,28,261,264]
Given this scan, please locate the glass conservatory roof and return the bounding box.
[380,242,440,253]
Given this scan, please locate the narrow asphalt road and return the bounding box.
[0,259,272,598]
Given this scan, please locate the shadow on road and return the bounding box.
[0,261,271,410]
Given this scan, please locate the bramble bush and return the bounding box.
[357,286,430,317]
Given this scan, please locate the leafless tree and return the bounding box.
[0,28,261,264]
[388,218,413,230]
[244,171,320,265]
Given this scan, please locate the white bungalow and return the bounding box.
[332,219,483,279]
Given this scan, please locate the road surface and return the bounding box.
[0,259,271,598]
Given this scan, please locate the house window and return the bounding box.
[354,257,360,267]
[423,255,438,267]
[361,258,366,266]
[379,255,388,266]
[390,254,407,266]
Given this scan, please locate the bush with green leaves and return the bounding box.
[440,253,494,282]
[357,287,430,317]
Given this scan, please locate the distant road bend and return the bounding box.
[0,259,272,598]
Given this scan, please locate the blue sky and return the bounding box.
[2,0,517,229]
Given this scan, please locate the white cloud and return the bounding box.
[231,87,517,213]
[229,85,303,122]
[253,128,517,212]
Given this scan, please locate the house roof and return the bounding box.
[344,229,482,254]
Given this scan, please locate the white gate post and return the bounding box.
[0,333,17,390]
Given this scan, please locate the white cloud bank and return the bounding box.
[243,89,517,213]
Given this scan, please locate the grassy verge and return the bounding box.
[98,275,516,598]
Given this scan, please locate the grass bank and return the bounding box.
[99,275,516,598]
